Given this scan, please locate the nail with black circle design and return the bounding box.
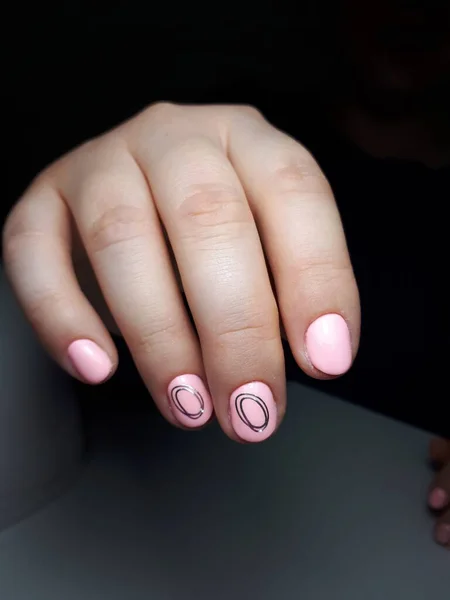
[168,375,213,427]
[230,381,277,442]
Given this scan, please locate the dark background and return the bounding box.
[2,3,449,436]
[3,1,337,219]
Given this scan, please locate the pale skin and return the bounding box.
[2,102,449,546]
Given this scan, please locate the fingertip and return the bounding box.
[67,338,115,384]
[229,381,278,443]
[305,313,353,376]
[167,374,214,428]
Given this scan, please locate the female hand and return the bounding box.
[2,102,360,442]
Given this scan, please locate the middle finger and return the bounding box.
[131,106,285,442]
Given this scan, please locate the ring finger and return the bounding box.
[129,105,286,442]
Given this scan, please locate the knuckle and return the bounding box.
[269,156,330,197]
[295,258,355,286]
[235,104,263,119]
[177,183,248,236]
[3,199,43,261]
[71,136,127,177]
[131,319,183,354]
[214,305,279,345]
[28,289,72,327]
[82,134,125,160]
[146,101,180,122]
[87,203,149,253]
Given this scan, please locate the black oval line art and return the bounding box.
[235,393,269,432]
[170,384,205,420]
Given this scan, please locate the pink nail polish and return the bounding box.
[306,313,352,376]
[230,382,277,443]
[168,375,213,428]
[436,524,450,546]
[67,339,112,384]
[429,488,449,510]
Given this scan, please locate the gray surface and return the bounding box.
[0,268,449,598]
[0,380,449,598]
[0,270,83,531]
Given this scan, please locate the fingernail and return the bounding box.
[168,375,213,428]
[429,488,449,510]
[67,339,112,384]
[306,313,352,375]
[435,524,450,546]
[230,382,277,443]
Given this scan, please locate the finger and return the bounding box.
[429,461,450,512]
[429,438,450,468]
[129,104,285,442]
[432,462,450,548]
[434,517,450,549]
[61,136,213,429]
[227,107,360,378]
[2,176,117,383]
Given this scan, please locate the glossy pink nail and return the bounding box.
[230,382,277,443]
[168,375,213,428]
[306,313,352,375]
[429,488,449,510]
[67,339,112,384]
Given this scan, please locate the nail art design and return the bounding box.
[167,375,213,428]
[230,382,277,442]
[170,384,205,420]
[234,393,269,432]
